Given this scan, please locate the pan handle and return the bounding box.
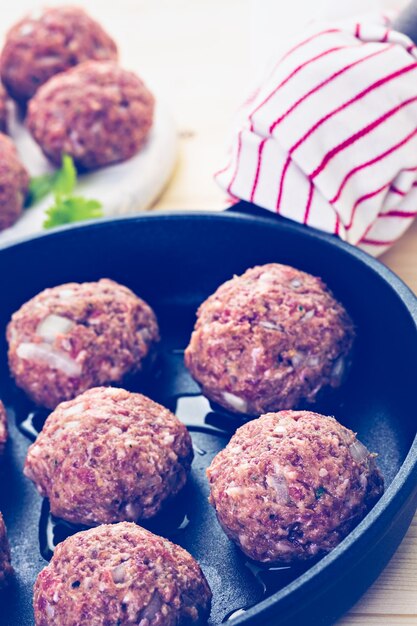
[224,200,283,219]
[224,200,315,229]
[392,0,417,44]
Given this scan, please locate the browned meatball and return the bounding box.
[33,522,212,625]
[0,6,117,103]
[0,401,7,453]
[27,61,155,170]
[7,279,159,409]
[207,410,384,563]
[24,387,193,526]
[0,513,12,588]
[185,263,355,415]
[0,133,29,231]
[0,82,8,132]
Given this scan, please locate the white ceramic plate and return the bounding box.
[0,98,178,245]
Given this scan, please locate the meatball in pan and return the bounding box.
[33,522,212,625]
[24,387,193,526]
[185,263,355,415]
[0,401,7,454]
[207,410,383,563]
[0,514,12,588]
[7,278,159,409]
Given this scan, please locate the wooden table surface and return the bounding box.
[3,0,417,624]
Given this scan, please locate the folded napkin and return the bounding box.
[216,14,417,256]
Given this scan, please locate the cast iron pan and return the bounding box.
[0,204,416,626]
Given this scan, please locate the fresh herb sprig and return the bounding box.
[27,155,77,205]
[27,155,103,229]
[43,196,103,229]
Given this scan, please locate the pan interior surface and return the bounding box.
[0,211,416,626]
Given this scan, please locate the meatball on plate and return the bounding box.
[7,279,159,409]
[24,387,193,526]
[0,10,177,245]
[33,523,212,625]
[207,410,384,563]
[0,6,118,103]
[185,263,355,415]
[27,61,155,171]
[0,82,8,133]
[0,133,29,232]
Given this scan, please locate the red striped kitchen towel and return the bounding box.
[215,15,417,256]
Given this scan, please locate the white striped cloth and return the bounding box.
[215,15,417,256]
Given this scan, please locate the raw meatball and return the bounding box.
[0,6,117,103]
[0,133,29,231]
[185,263,355,415]
[207,410,384,563]
[0,82,8,132]
[7,279,159,409]
[33,522,212,625]
[0,401,7,453]
[27,61,155,170]
[0,513,12,588]
[24,387,193,525]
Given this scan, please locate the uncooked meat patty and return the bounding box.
[0,82,7,132]
[0,513,12,588]
[7,278,159,409]
[0,401,7,453]
[24,387,193,525]
[185,263,355,415]
[0,133,29,232]
[207,410,384,563]
[33,522,212,625]
[27,61,155,170]
[0,6,117,103]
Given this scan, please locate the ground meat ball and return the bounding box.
[7,279,159,409]
[0,401,7,453]
[0,82,8,132]
[0,133,29,231]
[0,6,117,103]
[185,263,355,415]
[24,387,193,525]
[207,410,384,563]
[33,522,212,625]
[0,513,12,588]
[27,61,155,170]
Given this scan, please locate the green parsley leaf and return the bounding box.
[315,486,326,500]
[43,196,103,229]
[27,173,56,206]
[53,154,77,196]
[26,155,77,206]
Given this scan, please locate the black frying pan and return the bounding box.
[0,205,416,626]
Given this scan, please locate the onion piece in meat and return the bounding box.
[222,392,248,414]
[139,591,163,622]
[301,309,315,322]
[290,351,305,369]
[36,314,74,343]
[16,342,82,377]
[111,564,127,584]
[266,465,289,504]
[331,356,346,384]
[259,321,282,331]
[349,440,369,464]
